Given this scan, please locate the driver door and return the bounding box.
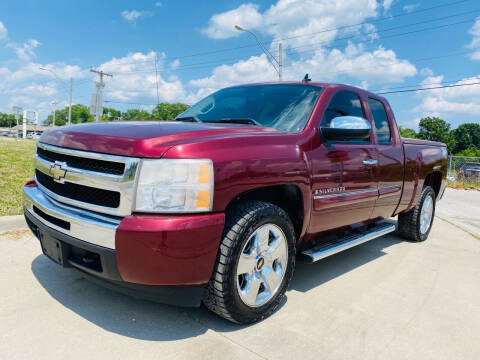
[307,90,379,234]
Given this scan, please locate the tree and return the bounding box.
[398,126,417,138]
[44,104,94,125]
[456,145,480,157]
[121,109,152,121]
[0,112,17,127]
[103,107,122,121]
[451,123,480,154]
[418,117,456,152]
[152,102,189,120]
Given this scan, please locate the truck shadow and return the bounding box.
[291,232,402,293]
[31,230,403,341]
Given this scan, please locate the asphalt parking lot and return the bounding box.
[1,189,479,360]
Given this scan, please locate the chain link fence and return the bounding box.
[448,156,480,187]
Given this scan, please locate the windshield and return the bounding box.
[178,84,323,133]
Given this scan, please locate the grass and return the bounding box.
[0,138,36,215]
[446,178,479,190]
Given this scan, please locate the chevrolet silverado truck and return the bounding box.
[23,82,447,324]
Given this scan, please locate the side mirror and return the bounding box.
[320,116,371,141]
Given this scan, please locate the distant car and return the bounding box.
[0,131,8,136]
[27,132,40,139]
[458,162,480,180]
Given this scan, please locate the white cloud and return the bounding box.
[98,51,187,103]
[420,67,434,76]
[383,0,395,11]
[403,3,420,13]
[169,59,180,70]
[260,0,378,50]
[0,21,7,40]
[7,39,41,61]
[415,75,480,116]
[121,10,153,24]
[202,4,263,39]
[191,0,415,99]
[155,1,163,7]
[190,53,275,90]
[468,17,480,60]
[295,44,417,82]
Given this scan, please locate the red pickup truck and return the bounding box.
[24,82,447,324]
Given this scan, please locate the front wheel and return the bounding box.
[398,186,436,242]
[203,201,296,324]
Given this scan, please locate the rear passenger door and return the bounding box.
[367,97,404,219]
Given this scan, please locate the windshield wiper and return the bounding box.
[175,116,202,122]
[217,118,261,126]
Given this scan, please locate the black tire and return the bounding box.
[398,186,436,242]
[203,200,296,324]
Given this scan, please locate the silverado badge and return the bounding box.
[49,161,67,183]
[314,186,346,195]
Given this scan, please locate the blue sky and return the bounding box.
[1,0,480,129]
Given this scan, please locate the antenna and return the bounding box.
[302,74,311,83]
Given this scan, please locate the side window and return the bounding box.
[321,91,367,142]
[321,91,365,127]
[368,98,392,145]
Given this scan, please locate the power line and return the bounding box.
[285,16,479,53]
[377,81,480,94]
[167,0,475,60]
[108,13,479,77]
[102,79,480,107]
[371,73,479,92]
[96,0,474,69]
[267,0,473,44]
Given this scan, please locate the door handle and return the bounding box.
[363,159,378,166]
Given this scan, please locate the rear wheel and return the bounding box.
[203,201,296,324]
[398,186,436,242]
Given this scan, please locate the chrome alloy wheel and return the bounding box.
[236,223,288,307]
[420,194,434,234]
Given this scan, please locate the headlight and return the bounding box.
[134,159,214,213]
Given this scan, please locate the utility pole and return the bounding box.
[90,68,113,122]
[51,101,58,127]
[68,77,73,125]
[278,42,283,81]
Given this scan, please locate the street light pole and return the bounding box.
[39,67,73,126]
[51,101,58,127]
[234,25,282,80]
[68,77,72,125]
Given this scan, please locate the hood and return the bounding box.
[39,121,280,157]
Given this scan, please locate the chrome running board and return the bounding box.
[300,222,396,263]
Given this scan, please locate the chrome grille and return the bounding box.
[34,142,140,217]
[35,170,121,208]
[37,147,125,175]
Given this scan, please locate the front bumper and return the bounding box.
[23,185,225,306]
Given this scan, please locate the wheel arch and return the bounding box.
[225,184,305,240]
[423,171,442,198]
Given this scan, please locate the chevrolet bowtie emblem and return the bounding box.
[49,161,67,182]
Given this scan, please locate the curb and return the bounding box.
[0,215,27,234]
